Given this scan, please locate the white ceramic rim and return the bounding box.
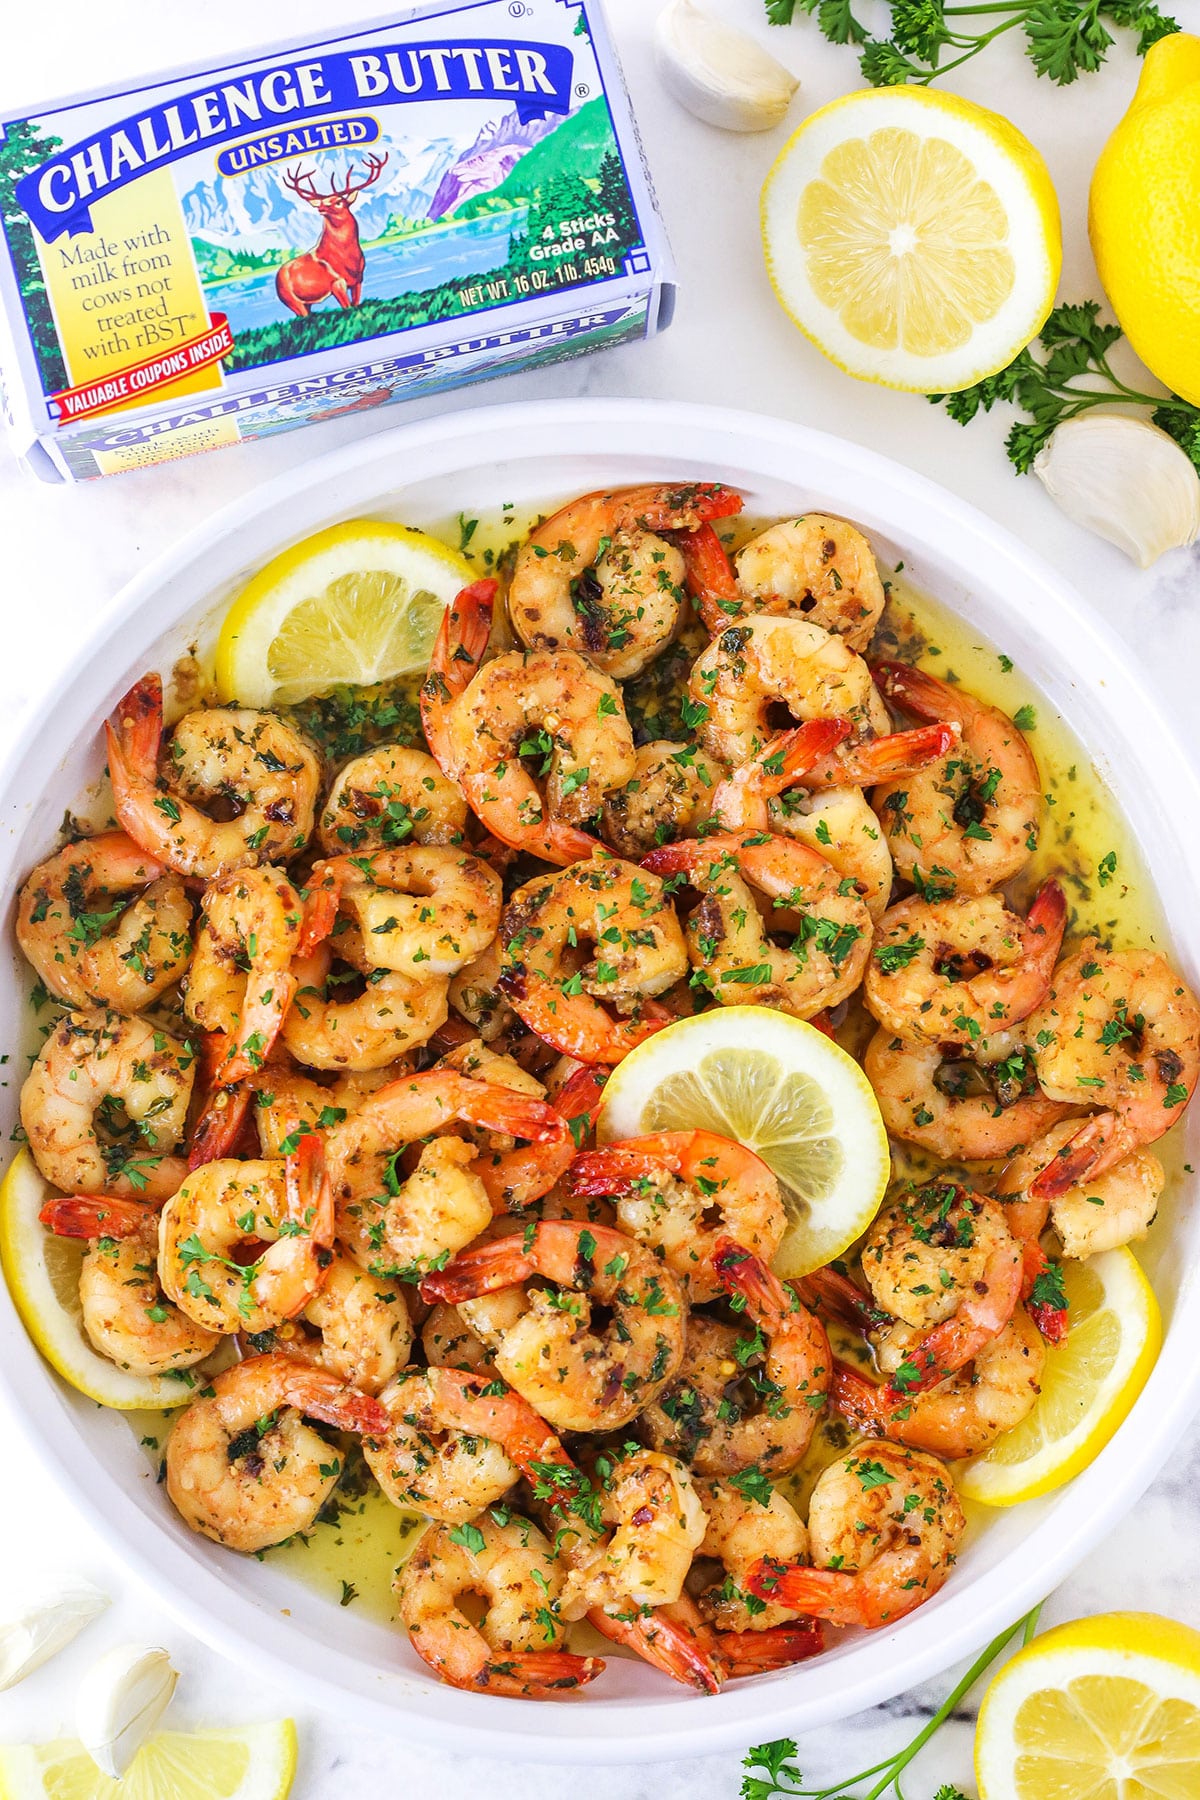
[2,397,1199,1764]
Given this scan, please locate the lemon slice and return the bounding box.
[957,1247,1160,1506]
[975,1611,1200,1800]
[762,86,1061,392]
[215,520,475,707]
[0,1149,205,1410]
[0,1722,297,1800]
[596,1005,889,1278]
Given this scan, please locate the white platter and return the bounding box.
[1,397,1198,1763]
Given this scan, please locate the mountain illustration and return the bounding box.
[428,110,560,219]
[182,134,460,255]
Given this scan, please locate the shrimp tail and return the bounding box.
[39,1195,156,1239]
[552,1064,609,1141]
[284,1132,335,1249]
[795,1265,887,1333]
[297,863,343,956]
[745,1557,865,1627]
[717,1620,824,1678]
[420,578,497,774]
[678,522,745,632]
[869,659,961,725]
[831,721,959,784]
[569,1146,674,1197]
[188,1083,253,1168]
[1022,1242,1070,1344]
[830,1361,900,1437]
[1027,877,1067,950]
[473,1650,605,1697]
[587,1606,722,1694]
[636,482,743,534]
[712,1236,790,1319]
[1029,1111,1123,1200]
[420,1233,531,1305]
[108,672,164,774]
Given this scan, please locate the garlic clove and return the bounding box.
[75,1643,178,1779]
[654,0,799,132]
[0,1574,108,1691]
[1033,412,1200,567]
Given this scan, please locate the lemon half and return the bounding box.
[215,520,474,707]
[976,1612,1200,1800]
[596,1006,890,1278]
[0,1150,205,1410]
[762,85,1061,393]
[0,1722,297,1800]
[957,1246,1160,1506]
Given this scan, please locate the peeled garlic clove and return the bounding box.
[0,1574,108,1691]
[76,1644,178,1779]
[654,0,799,132]
[1033,412,1200,567]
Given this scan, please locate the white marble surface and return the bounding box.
[2,0,1200,1793]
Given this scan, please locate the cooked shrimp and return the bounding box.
[313,847,500,977]
[508,483,740,679]
[421,580,634,866]
[397,1512,602,1698]
[770,787,895,920]
[183,867,305,1082]
[1026,941,1200,1198]
[640,1242,830,1477]
[860,1183,1022,1395]
[105,674,320,879]
[831,1309,1045,1459]
[16,831,192,1011]
[498,855,686,1063]
[599,741,723,859]
[871,662,1041,897]
[421,1300,497,1372]
[569,1131,786,1302]
[997,1120,1165,1261]
[584,1595,722,1694]
[747,1442,966,1628]
[864,882,1066,1046]
[692,1477,810,1633]
[318,744,467,853]
[251,1066,402,1158]
[687,617,890,767]
[39,1195,221,1378]
[158,1134,334,1333]
[421,1221,686,1433]
[281,939,448,1071]
[680,515,885,651]
[364,1364,575,1523]
[864,1026,1075,1160]
[557,1448,707,1621]
[254,1255,413,1394]
[165,1351,386,1552]
[325,1069,573,1277]
[21,1007,193,1201]
[644,832,872,1020]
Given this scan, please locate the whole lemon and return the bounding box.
[1089,33,1200,406]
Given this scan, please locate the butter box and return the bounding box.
[0,0,673,480]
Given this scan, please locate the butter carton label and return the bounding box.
[0,0,660,442]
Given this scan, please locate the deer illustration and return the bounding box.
[275,154,389,318]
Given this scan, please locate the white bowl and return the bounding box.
[2,398,1198,1764]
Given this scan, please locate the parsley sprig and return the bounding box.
[741,1603,1042,1800]
[766,0,1177,86]
[928,302,1200,474]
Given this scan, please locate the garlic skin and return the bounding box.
[0,1575,108,1691]
[654,0,799,132]
[76,1644,178,1779]
[1033,413,1200,567]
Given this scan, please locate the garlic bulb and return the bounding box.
[0,1575,108,1690]
[76,1644,178,1779]
[1033,413,1200,567]
[654,0,799,132]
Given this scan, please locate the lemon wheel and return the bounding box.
[596,1006,890,1278]
[0,1150,209,1410]
[957,1247,1160,1505]
[0,1722,297,1800]
[214,519,474,707]
[976,1611,1200,1800]
[762,85,1061,393]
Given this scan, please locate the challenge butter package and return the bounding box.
[0,0,674,480]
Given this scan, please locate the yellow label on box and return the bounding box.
[90,414,242,474]
[34,168,221,406]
